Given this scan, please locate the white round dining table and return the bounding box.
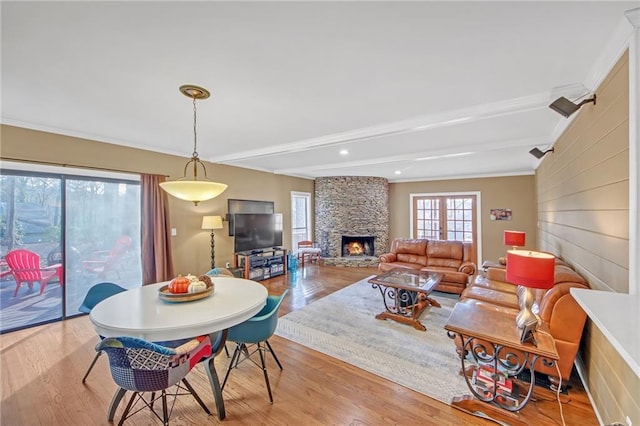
[89,276,268,421]
[90,277,268,341]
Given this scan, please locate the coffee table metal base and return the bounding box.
[369,269,443,331]
[374,293,441,331]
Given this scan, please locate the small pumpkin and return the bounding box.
[198,274,213,287]
[200,274,214,293]
[168,275,190,294]
[188,281,207,293]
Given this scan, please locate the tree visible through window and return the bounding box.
[291,191,311,250]
[0,166,142,333]
[413,194,476,243]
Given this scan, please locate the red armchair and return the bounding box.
[82,235,132,279]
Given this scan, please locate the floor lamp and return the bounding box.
[202,216,224,269]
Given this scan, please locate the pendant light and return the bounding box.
[160,85,228,206]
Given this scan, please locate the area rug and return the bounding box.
[274,276,469,404]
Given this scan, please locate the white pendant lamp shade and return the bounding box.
[160,180,228,204]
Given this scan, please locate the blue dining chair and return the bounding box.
[221,289,289,403]
[97,335,212,425]
[78,282,126,383]
[205,267,234,277]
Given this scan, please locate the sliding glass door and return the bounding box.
[64,177,141,317]
[0,166,142,333]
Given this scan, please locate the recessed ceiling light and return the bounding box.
[394,170,402,175]
[339,149,349,156]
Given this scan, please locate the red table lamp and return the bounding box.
[506,250,555,342]
[504,230,526,250]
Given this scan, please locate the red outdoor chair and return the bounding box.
[5,249,63,297]
[82,235,132,279]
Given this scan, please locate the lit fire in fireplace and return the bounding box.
[347,242,365,256]
[341,235,374,257]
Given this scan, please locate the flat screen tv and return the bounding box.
[233,213,283,253]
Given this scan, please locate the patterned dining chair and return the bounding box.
[97,335,212,425]
[5,248,63,297]
[221,289,289,403]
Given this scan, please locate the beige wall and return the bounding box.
[0,125,314,274]
[536,51,638,425]
[389,175,537,263]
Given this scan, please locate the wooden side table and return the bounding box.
[481,260,505,272]
[444,302,559,416]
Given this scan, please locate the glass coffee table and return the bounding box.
[368,268,443,331]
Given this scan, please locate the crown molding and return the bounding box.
[0,118,190,160]
[551,10,637,144]
[388,169,535,184]
[625,7,640,28]
[585,13,636,93]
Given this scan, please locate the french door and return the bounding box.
[412,194,478,253]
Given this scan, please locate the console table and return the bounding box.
[445,302,559,417]
[234,247,287,281]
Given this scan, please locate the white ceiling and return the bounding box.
[2,1,637,182]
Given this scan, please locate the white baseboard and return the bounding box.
[574,355,605,426]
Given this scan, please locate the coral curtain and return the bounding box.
[141,174,174,284]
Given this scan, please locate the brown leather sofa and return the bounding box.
[378,238,476,294]
[459,261,589,383]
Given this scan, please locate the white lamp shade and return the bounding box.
[202,215,224,230]
[160,180,228,204]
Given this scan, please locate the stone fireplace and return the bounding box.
[315,176,389,266]
[342,235,375,257]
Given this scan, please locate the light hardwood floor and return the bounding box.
[0,264,598,425]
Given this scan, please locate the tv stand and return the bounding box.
[234,247,288,281]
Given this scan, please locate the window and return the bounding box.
[0,162,142,333]
[291,191,311,250]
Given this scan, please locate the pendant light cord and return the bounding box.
[192,96,198,158]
